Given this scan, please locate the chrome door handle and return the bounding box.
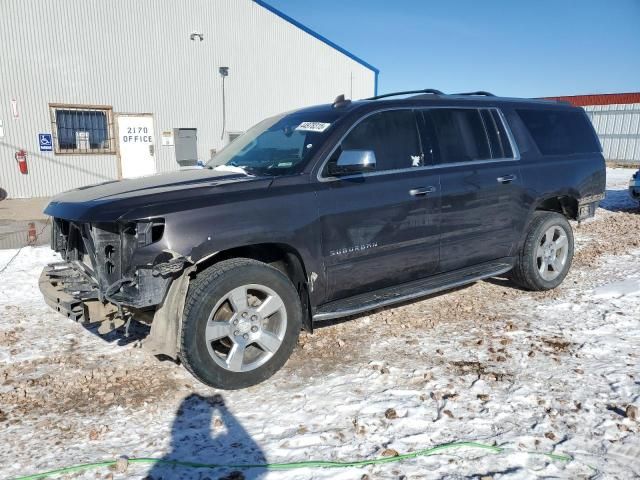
[497,174,516,184]
[409,186,436,197]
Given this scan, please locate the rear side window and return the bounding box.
[480,109,514,159]
[427,109,491,163]
[328,110,421,172]
[517,109,601,155]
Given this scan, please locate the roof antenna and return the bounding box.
[333,94,351,108]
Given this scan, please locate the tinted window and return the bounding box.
[481,110,503,158]
[428,109,491,163]
[503,109,535,156]
[417,111,438,165]
[491,110,514,158]
[517,109,601,155]
[329,110,421,173]
[479,109,515,159]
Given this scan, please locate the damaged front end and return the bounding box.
[39,217,189,337]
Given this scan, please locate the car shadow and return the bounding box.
[599,188,639,213]
[81,318,151,347]
[484,274,529,291]
[146,393,267,480]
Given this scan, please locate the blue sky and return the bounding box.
[266,0,640,98]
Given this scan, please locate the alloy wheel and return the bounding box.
[204,284,287,373]
[536,226,569,281]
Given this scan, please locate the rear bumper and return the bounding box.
[577,192,605,220]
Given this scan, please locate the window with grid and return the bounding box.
[50,105,115,154]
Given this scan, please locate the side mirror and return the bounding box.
[328,150,377,176]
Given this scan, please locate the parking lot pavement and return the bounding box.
[0,197,50,221]
[0,198,51,250]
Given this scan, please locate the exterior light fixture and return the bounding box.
[220,67,230,139]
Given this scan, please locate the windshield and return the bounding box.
[207,110,341,176]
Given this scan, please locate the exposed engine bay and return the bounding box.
[39,217,186,335]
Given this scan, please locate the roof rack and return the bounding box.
[453,91,495,97]
[365,89,444,100]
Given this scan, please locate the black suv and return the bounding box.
[40,89,605,389]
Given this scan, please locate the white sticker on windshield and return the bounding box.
[295,122,331,133]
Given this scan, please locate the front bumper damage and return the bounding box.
[39,258,192,357]
[40,217,191,347]
[39,262,115,323]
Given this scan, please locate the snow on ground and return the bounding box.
[1,168,639,480]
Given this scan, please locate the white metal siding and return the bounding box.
[584,103,640,165]
[0,0,375,198]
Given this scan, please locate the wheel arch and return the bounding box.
[194,242,314,332]
[533,194,580,220]
[144,242,314,360]
[512,193,578,256]
[509,209,574,291]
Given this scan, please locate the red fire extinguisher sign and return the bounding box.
[15,149,28,174]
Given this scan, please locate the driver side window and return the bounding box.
[325,110,422,175]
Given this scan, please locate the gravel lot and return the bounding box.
[1,168,639,480]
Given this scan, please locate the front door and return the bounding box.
[316,109,441,302]
[117,114,156,178]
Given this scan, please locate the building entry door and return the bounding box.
[116,113,156,178]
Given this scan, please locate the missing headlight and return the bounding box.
[136,220,165,247]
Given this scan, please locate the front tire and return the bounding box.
[510,211,574,291]
[180,258,301,389]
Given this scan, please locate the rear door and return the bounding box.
[424,107,527,272]
[316,109,441,301]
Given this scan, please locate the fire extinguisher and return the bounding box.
[15,149,28,174]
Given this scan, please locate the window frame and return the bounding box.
[317,106,520,183]
[425,107,520,166]
[320,108,423,179]
[49,103,116,155]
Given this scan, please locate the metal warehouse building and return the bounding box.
[0,0,378,199]
[546,93,640,166]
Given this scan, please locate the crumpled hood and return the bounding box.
[44,169,273,222]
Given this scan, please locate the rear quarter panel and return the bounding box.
[503,107,606,224]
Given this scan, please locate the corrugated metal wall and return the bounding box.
[0,0,376,198]
[584,103,640,165]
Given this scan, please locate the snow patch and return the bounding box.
[594,279,640,299]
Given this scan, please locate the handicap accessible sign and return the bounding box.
[39,133,53,152]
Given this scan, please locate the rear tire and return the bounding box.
[510,211,574,291]
[180,258,301,389]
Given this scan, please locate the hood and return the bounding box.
[45,168,273,222]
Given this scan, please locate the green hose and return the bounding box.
[10,441,573,480]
